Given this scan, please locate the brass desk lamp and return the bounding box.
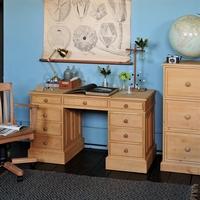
[47,48,69,82]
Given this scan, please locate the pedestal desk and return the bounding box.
[28,88,155,173]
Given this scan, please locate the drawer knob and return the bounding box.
[42,113,47,118]
[43,98,48,103]
[43,127,48,132]
[185,82,191,87]
[123,119,128,124]
[123,104,128,109]
[83,101,87,105]
[184,147,191,152]
[184,114,191,120]
[124,148,128,153]
[123,133,128,138]
[43,141,48,145]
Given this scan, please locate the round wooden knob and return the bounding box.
[123,104,128,109]
[42,113,47,118]
[83,101,87,105]
[185,82,191,87]
[123,133,128,138]
[43,127,48,132]
[124,148,128,153]
[43,141,48,145]
[123,119,128,124]
[184,114,191,120]
[184,147,191,152]
[43,98,48,103]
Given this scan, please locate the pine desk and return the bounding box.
[28,89,155,173]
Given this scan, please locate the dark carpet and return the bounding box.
[0,170,198,200]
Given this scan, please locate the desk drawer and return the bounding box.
[110,127,142,143]
[37,106,61,122]
[165,67,200,98]
[165,100,200,131]
[109,100,143,110]
[110,142,142,158]
[31,95,62,104]
[110,112,143,128]
[166,133,200,163]
[32,135,62,150]
[63,97,108,108]
[36,121,62,136]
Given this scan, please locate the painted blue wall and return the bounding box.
[4,0,200,151]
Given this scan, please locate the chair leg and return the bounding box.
[3,161,23,177]
[12,157,37,164]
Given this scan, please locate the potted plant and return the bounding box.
[119,71,131,90]
[98,65,111,87]
[135,37,148,60]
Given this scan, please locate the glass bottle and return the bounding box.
[64,66,72,81]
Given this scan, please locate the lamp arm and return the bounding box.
[48,62,58,77]
[47,49,59,78]
[48,49,57,60]
[47,48,68,80]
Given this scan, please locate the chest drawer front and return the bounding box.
[110,127,142,143]
[110,112,143,128]
[165,100,200,130]
[165,67,200,98]
[63,97,108,108]
[110,143,142,158]
[31,95,62,104]
[109,100,143,110]
[32,135,62,150]
[36,121,62,136]
[166,133,200,163]
[37,107,61,122]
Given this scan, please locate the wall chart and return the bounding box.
[42,0,131,64]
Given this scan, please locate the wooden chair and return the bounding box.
[0,82,37,181]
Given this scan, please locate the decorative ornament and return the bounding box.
[169,15,200,57]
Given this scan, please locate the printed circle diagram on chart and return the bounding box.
[47,25,71,50]
[73,25,98,52]
[47,0,71,22]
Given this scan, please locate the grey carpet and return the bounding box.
[0,169,197,200]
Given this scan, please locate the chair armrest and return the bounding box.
[15,104,39,129]
[15,103,39,109]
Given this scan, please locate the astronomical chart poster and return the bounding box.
[42,0,131,64]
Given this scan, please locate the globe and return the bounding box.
[169,15,200,58]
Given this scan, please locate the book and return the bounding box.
[67,84,119,96]
[0,124,26,136]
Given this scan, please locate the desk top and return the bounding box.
[32,86,155,102]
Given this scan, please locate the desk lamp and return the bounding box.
[47,48,69,82]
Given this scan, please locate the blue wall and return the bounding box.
[4,0,200,151]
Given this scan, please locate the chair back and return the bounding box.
[0,83,15,125]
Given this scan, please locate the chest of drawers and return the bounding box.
[161,61,200,175]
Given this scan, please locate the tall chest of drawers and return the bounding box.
[161,61,200,175]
